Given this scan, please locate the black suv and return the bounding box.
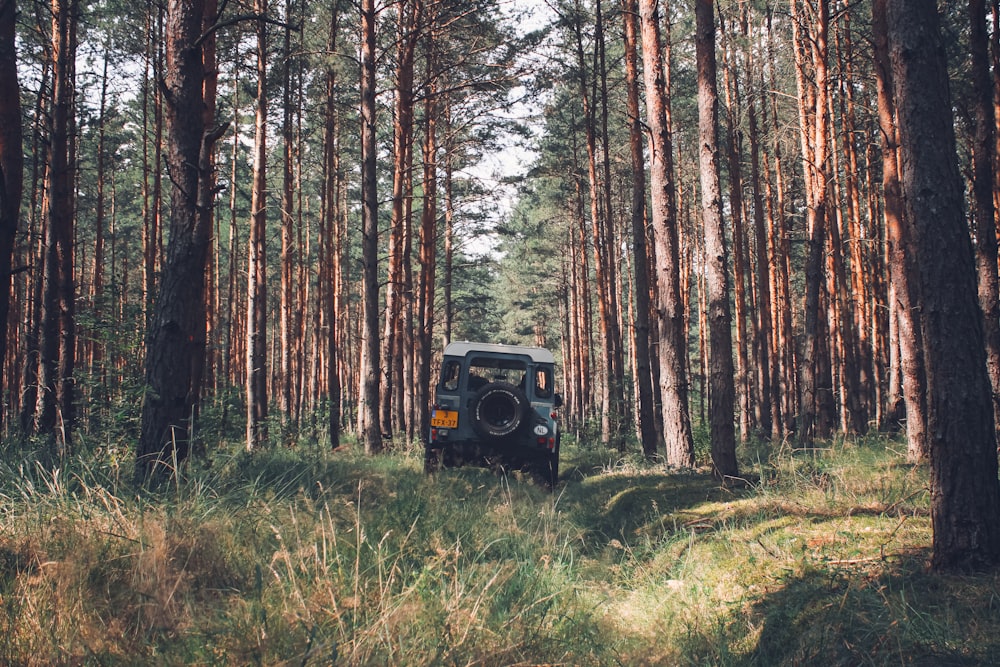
[425,341,562,487]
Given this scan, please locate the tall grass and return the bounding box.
[0,434,997,665]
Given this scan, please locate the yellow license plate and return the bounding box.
[431,409,458,429]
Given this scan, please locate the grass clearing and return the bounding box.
[0,434,997,665]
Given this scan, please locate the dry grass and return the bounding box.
[0,434,997,665]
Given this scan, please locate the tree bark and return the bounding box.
[0,0,22,428]
[696,0,738,479]
[873,0,927,462]
[793,0,835,443]
[968,0,1000,447]
[323,2,342,449]
[137,0,213,483]
[622,0,658,458]
[639,0,694,467]
[359,0,384,454]
[246,0,269,451]
[417,16,438,446]
[36,0,77,453]
[887,0,1000,572]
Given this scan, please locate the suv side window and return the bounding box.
[439,359,461,391]
[534,367,553,399]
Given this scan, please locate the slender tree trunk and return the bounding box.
[36,0,76,453]
[359,0,383,454]
[888,0,1000,572]
[245,0,269,451]
[873,0,927,462]
[442,97,455,348]
[696,0,738,478]
[793,0,834,443]
[417,18,438,446]
[571,0,623,447]
[192,0,220,453]
[0,0,24,426]
[968,0,1000,446]
[595,0,626,449]
[0,0,22,428]
[382,0,418,439]
[279,0,295,431]
[323,2,342,449]
[622,0,657,458]
[640,0,694,466]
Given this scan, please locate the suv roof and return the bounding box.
[443,341,555,365]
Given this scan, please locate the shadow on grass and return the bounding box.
[712,552,1000,666]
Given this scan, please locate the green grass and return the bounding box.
[0,433,997,665]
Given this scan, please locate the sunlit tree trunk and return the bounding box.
[245,0,269,451]
[322,3,342,449]
[640,0,694,467]
[279,0,296,432]
[622,0,657,458]
[696,0,738,478]
[571,0,624,448]
[793,0,835,443]
[382,0,418,439]
[416,16,438,446]
[873,0,926,462]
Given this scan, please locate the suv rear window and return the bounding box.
[467,356,527,391]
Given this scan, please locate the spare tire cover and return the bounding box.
[470,382,531,440]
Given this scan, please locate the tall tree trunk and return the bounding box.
[719,22,752,441]
[874,0,927,462]
[0,0,22,428]
[417,17,438,446]
[571,0,624,448]
[441,97,455,348]
[968,0,1000,446]
[193,0,220,454]
[323,2,342,449]
[246,0,269,451]
[887,0,1000,572]
[622,0,658,458]
[359,0,383,454]
[640,0,694,467]
[279,0,296,431]
[381,0,418,439]
[36,0,77,453]
[137,0,215,483]
[595,0,626,449]
[696,0,738,479]
[793,0,834,443]
[765,7,798,436]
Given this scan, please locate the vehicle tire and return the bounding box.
[469,382,532,441]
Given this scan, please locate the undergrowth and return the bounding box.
[0,434,997,665]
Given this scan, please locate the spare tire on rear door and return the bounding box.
[470,382,532,441]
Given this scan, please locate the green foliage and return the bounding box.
[0,434,995,665]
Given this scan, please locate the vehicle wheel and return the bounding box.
[469,382,532,441]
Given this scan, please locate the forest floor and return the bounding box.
[0,429,997,665]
